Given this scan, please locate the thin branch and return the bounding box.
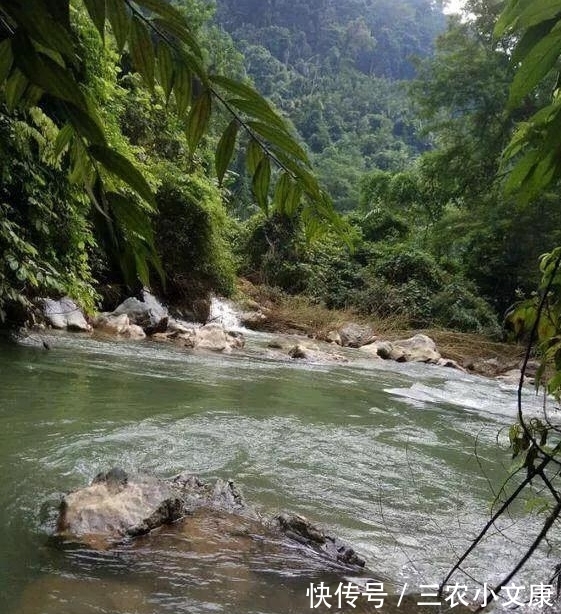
[538,469,561,504]
[518,253,561,467]
[438,446,559,597]
[489,501,561,599]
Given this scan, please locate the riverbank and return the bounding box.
[233,279,527,378]
[19,278,529,382]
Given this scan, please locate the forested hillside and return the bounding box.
[214,0,561,334]
[214,0,445,211]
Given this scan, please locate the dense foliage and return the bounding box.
[221,0,559,334]
[0,0,340,323]
[438,1,561,599]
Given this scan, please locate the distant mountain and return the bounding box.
[215,0,446,80]
[213,0,447,210]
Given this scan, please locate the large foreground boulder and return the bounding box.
[56,468,366,571]
[57,469,181,540]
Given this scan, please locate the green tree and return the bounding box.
[404,1,561,315]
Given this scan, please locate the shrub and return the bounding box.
[0,108,99,323]
[430,281,500,335]
[371,245,444,290]
[155,172,235,305]
[238,212,310,294]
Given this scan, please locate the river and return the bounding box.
[0,329,558,613]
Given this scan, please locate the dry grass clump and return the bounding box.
[234,278,406,337]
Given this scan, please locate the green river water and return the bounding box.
[0,329,558,613]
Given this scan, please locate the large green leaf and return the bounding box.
[63,102,106,145]
[157,41,174,101]
[494,0,525,37]
[284,180,303,217]
[0,39,13,83]
[106,0,131,53]
[227,97,286,130]
[173,60,192,115]
[246,138,264,176]
[215,119,239,186]
[512,18,558,64]
[130,15,155,90]
[516,0,561,31]
[135,0,203,59]
[186,89,211,153]
[22,83,43,107]
[272,171,291,214]
[4,0,76,61]
[54,123,74,158]
[210,75,267,101]
[504,148,539,195]
[509,22,561,107]
[106,191,155,242]
[247,120,310,165]
[172,45,206,82]
[69,138,94,184]
[5,69,28,111]
[44,0,70,29]
[88,144,155,206]
[273,172,302,217]
[267,146,320,199]
[252,156,271,213]
[13,33,87,110]
[83,0,106,39]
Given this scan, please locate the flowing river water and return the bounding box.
[0,328,559,614]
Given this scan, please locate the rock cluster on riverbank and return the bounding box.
[31,291,531,381]
[38,292,245,353]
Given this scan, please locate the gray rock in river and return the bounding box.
[287,342,348,363]
[360,333,442,364]
[273,512,365,568]
[56,468,365,571]
[150,322,244,352]
[92,313,147,339]
[41,297,91,332]
[112,290,168,329]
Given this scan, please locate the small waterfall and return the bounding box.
[208,296,243,330]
